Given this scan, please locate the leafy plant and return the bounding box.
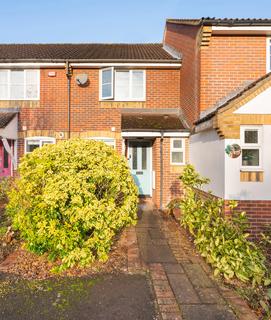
[7,139,138,271]
[179,165,270,287]
[0,177,13,201]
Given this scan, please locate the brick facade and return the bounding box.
[6,65,184,209]
[200,35,267,111]
[164,22,201,126]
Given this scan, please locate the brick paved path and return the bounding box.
[135,201,257,320]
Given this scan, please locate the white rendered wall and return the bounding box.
[224,125,271,200]
[190,130,225,198]
[234,87,271,114]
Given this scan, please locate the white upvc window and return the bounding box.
[267,38,271,73]
[170,138,185,165]
[100,68,145,101]
[25,137,55,154]
[0,69,40,100]
[240,126,262,170]
[87,137,116,148]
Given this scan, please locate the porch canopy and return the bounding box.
[0,111,18,140]
[121,109,190,137]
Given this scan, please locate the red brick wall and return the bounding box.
[194,189,271,237]
[164,22,201,126]
[227,200,271,237]
[152,137,186,208]
[200,35,267,111]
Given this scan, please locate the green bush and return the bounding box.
[7,139,138,271]
[179,165,270,286]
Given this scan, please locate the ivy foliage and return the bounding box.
[7,139,138,271]
[179,165,270,287]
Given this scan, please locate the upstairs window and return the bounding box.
[100,68,145,101]
[267,38,271,72]
[25,137,55,153]
[170,138,185,165]
[0,69,40,100]
[240,126,262,169]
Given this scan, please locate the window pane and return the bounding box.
[10,70,24,99]
[101,68,112,99]
[173,139,182,149]
[0,71,8,99]
[26,140,40,153]
[244,130,258,144]
[102,84,112,99]
[131,71,144,99]
[115,71,129,100]
[41,141,54,146]
[142,146,147,170]
[25,70,38,99]
[172,151,183,164]
[132,147,137,170]
[242,149,259,166]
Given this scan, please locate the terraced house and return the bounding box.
[0,17,271,235]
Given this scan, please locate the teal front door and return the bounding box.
[128,141,152,196]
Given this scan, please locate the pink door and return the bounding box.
[0,141,11,177]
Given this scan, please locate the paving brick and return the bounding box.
[181,304,236,320]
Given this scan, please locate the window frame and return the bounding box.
[0,69,40,101]
[267,37,271,73]
[24,136,56,154]
[170,138,186,165]
[100,67,114,100]
[240,126,263,170]
[100,68,146,102]
[86,137,116,149]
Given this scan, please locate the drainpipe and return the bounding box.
[160,131,164,210]
[65,61,72,139]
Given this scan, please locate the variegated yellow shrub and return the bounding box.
[7,139,138,271]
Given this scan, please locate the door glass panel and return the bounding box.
[132,147,137,170]
[3,148,8,169]
[142,146,147,170]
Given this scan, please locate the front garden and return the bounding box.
[169,165,271,319]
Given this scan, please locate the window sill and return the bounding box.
[100,99,146,102]
[240,168,264,172]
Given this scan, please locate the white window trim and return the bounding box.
[99,68,146,102]
[170,138,186,165]
[0,69,40,101]
[24,136,56,154]
[99,67,114,100]
[266,37,271,73]
[240,126,263,170]
[86,137,116,149]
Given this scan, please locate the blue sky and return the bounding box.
[1,0,271,43]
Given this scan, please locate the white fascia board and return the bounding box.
[0,63,65,68]
[121,131,190,138]
[163,132,190,137]
[0,62,181,68]
[71,62,181,68]
[122,132,161,138]
[212,26,271,35]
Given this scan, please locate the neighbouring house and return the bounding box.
[163,18,271,235]
[0,43,189,208]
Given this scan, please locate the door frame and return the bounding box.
[127,139,153,197]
